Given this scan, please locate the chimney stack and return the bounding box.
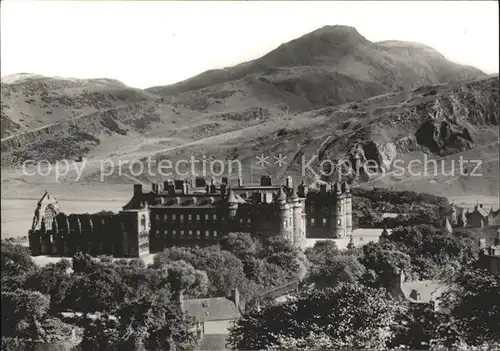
[175,290,184,313]
[260,176,272,186]
[134,184,143,196]
[229,288,240,310]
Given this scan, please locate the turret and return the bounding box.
[290,188,304,248]
[227,188,238,220]
[460,209,468,228]
[134,184,143,196]
[331,181,347,238]
[277,187,291,240]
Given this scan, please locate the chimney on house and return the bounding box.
[389,268,405,298]
[134,184,143,196]
[229,288,240,311]
[479,238,487,249]
[175,290,184,313]
[260,176,272,186]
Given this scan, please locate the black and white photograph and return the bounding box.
[1,1,499,350]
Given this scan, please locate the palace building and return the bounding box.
[28,176,352,258]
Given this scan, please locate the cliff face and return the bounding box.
[316,76,499,182]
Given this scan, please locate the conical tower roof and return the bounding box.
[227,187,238,203]
[444,218,453,234]
[277,187,287,201]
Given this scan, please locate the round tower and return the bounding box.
[277,187,291,240]
[331,182,346,238]
[291,189,304,249]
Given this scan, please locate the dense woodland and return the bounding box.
[1,189,499,350]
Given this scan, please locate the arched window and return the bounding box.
[44,206,56,230]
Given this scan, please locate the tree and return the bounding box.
[307,254,366,289]
[64,263,129,314]
[220,232,260,260]
[440,268,500,346]
[360,241,413,288]
[228,283,407,350]
[1,289,50,339]
[23,259,73,313]
[1,242,37,291]
[80,289,196,351]
[163,260,208,298]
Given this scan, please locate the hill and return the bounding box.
[1,25,497,203]
[147,25,483,107]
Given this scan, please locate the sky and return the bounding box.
[1,1,498,89]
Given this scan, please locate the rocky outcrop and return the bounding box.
[1,102,161,165]
[415,119,474,156]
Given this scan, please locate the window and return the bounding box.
[213,230,218,238]
[323,218,327,226]
[337,219,341,225]
[156,230,160,237]
[240,218,243,224]
[172,230,176,238]
[156,214,160,222]
[205,230,210,238]
[180,214,184,222]
[311,218,315,225]
[338,206,342,212]
[213,214,217,220]
[205,214,209,221]
[164,214,168,221]
[188,214,192,222]
[180,230,184,237]
[284,220,287,228]
[164,230,168,237]
[247,218,251,224]
[196,214,200,222]
[172,214,176,221]
[188,230,193,238]
[196,230,201,239]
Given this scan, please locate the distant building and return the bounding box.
[447,203,500,229]
[28,175,354,257]
[179,289,242,350]
[28,191,149,258]
[467,204,490,228]
[479,229,500,276]
[389,269,449,312]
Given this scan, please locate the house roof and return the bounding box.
[183,297,241,322]
[477,207,489,218]
[401,280,447,304]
